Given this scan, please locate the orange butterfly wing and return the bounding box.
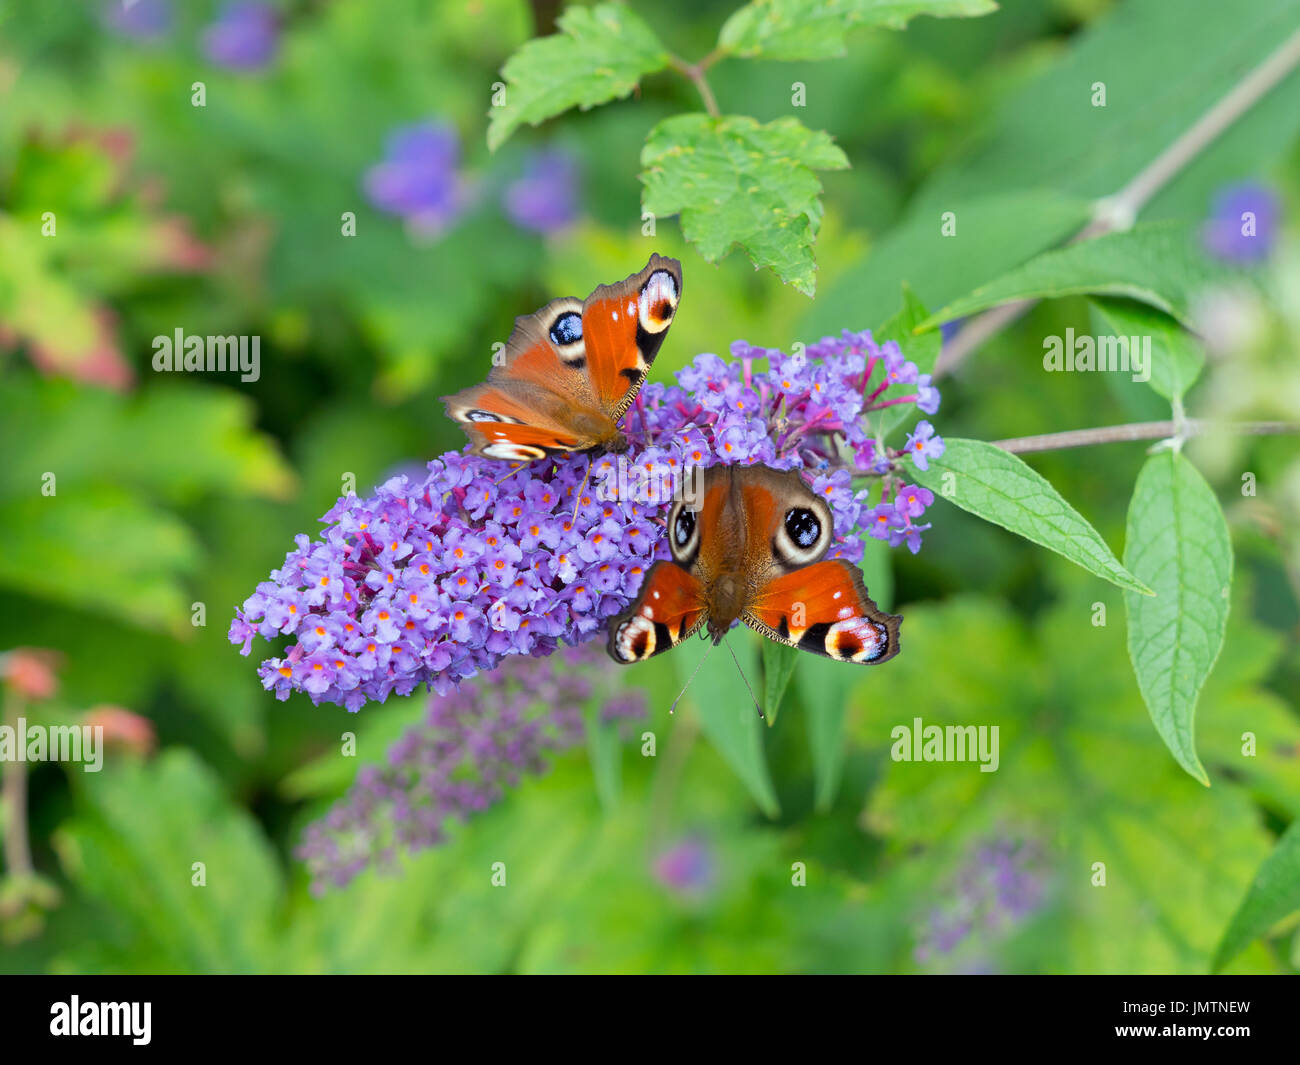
[582,252,682,417]
[607,560,706,663]
[744,559,901,664]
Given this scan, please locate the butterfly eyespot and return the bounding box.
[637,270,678,334]
[548,312,583,347]
[667,500,701,565]
[674,508,695,547]
[773,497,832,566]
[785,507,821,548]
[466,409,503,423]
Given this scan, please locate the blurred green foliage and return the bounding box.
[0,0,1297,973]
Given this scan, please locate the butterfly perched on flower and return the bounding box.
[443,255,682,462]
[608,464,901,666]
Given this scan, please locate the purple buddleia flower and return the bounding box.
[914,836,1051,972]
[364,121,465,235]
[230,327,944,710]
[504,148,580,233]
[652,837,716,898]
[202,1,279,71]
[1203,181,1280,263]
[103,0,171,40]
[297,644,644,893]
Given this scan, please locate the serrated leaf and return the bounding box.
[673,636,779,816]
[640,114,849,296]
[1091,298,1205,404]
[1212,819,1300,972]
[487,3,671,151]
[870,283,940,439]
[720,0,998,61]
[909,438,1152,595]
[918,222,1240,331]
[1123,452,1232,785]
[761,639,800,726]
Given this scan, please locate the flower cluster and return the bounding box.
[504,148,579,234]
[363,122,580,238]
[914,837,1050,972]
[229,329,944,710]
[1203,180,1279,263]
[297,643,644,893]
[202,1,280,72]
[363,122,466,236]
[105,0,280,72]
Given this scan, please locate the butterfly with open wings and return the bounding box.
[443,254,682,462]
[608,464,902,666]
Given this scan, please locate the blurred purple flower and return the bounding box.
[102,0,171,39]
[653,837,716,896]
[1203,181,1280,262]
[297,643,643,892]
[202,1,279,71]
[914,836,1050,971]
[229,329,944,710]
[364,121,465,234]
[504,149,580,233]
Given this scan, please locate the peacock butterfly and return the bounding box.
[608,464,902,666]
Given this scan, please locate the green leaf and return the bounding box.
[806,191,1091,339]
[641,114,849,296]
[909,438,1152,596]
[674,636,779,816]
[1123,452,1232,786]
[1212,820,1300,972]
[720,0,998,61]
[796,654,862,811]
[857,595,1278,973]
[857,533,894,614]
[869,283,940,439]
[1091,298,1205,404]
[918,222,1239,330]
[54,750,282,973]
[0,488,199,634]
[909,0,1300,223]
[583,700,624,810]
[760,640,800,726]
[486,3,671,151]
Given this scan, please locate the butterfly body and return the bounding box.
[608,464,902,666]
[444,255,682,461]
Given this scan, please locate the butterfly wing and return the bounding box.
[607,559,706,663]
[443,255,682,460]
[580,253,682,419]
[443,295,604,460]
[743,559,901,664]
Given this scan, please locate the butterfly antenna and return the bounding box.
[725,638,765,721]
[569,454,593,524]
[493,463,527,487]
[669,640,716,716]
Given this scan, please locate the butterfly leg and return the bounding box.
[569,454,593,524]
[493,462,528,487]
[724,639,765,720]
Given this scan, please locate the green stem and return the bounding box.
[2,688,32,879]
[991,419,1299,455]
[669,54,721,117]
